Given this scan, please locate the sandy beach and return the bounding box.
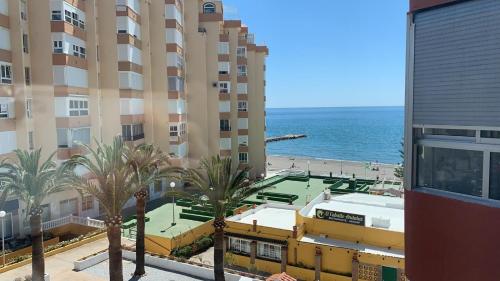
[267,155,401,181]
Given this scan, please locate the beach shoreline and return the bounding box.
[266,154,401,181]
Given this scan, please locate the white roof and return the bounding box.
[303,193,404,232]
[227,204,298,231]
[300,234,404,259]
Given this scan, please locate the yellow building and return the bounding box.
[225,191,405,281]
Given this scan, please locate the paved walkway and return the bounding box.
[1,237,134,281]
[189,247,214,266]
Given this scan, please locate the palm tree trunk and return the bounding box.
[107,220,123,281]
[134,189,147,276]
[30,213,45,281]
[213,221,226,281]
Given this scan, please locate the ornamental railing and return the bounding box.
[42,215,105,231]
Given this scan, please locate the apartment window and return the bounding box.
[238,101,247,112]
[52,10,62,21]
[0,103,8,118]
[72,128,91,145]
[239,152,248,164]
[257,242,281,261]
[82,195,94,211]
[28,131,34,150]
[22,34,29,53]
[71,12,79,26]
[180,123,186,136]
[229,237,251,254]
[69,99,89,116]
[237,65,247,76]
[238,136,248,146]
[416,146,483,197]
[168,76,185,92]
[53,41,63,54]
[24,67,31,85]
[20,1,27,20]
[118,30,127,34]
[60,198,78,217]
[219,82,230,93]
[425,128,476,138]
[1,63,12,84]
[218,62,230,75]
[237,46,247,58]
[220,120,230,131]
[26,99,32,119]
[122,124,144,141]
[64,10,72,23]
[490,153,500,200]
[237,83,248,94]
[203,2,216,14]
[218,42,229,55]
[169,125,178,137]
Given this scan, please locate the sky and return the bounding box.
[222,0,409,108]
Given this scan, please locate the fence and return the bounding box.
[42,215,105,231]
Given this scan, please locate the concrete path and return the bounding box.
[1,237,134,281]
[189,247,214,266]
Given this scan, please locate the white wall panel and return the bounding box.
[119,71,143,90]
[117,44,142,65]
[0,27,10,50]
[53,66,88,88]
[0,131,16,155]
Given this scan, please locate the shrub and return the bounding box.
[176,246,193,258]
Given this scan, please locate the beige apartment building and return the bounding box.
[0,0,267,238]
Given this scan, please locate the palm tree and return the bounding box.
[65,137,138,281]
[0,149,70,281]
[125,144,177,276]
[178,156,260,281]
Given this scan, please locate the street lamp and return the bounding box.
[0,210,5,267]
[170,182,176,226]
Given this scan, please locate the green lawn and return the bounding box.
[122,203,205,239]
[246,178,332,207]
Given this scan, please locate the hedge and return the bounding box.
[182,209,213,217]
[179,213,212,222]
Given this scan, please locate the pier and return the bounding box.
[266,134,307,143]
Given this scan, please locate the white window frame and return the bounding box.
[238,101,247,112]
[26,98,32,119]
[68,99,89,117]
[53,40,63,54]
[0,103,8,118]
[237,65,247,77]
[219,82,230,93]
[257,242,281,261]
[237,46,247,58]
[218,62,230,75]
[170,125,179,137]
[0,63,12,84]
[202,2,216,14]
[229,237,251,254]
[218,42,229,55]
[237,83,248,94]
[239,152,248,164]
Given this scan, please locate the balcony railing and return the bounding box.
[42,215,105,231]
[123,134,145,141]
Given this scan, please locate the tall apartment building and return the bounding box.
[405,0,500,280]
[0,0,267,239]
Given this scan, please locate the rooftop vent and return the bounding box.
[323,188,331,201]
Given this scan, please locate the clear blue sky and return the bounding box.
[222,0,409,108]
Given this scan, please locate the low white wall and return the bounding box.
[73,252,109,271]
[122,250,256,281]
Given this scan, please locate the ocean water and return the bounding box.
[266,107,404,164]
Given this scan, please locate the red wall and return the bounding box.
[409,0,458,12]
[405,190,500,281]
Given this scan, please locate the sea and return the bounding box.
[265,106,404,164]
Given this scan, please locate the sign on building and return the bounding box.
[315,208,365,226]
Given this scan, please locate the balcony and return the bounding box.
[53,53,88,70]
[122,133,144,142]
[51,21,86,41]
